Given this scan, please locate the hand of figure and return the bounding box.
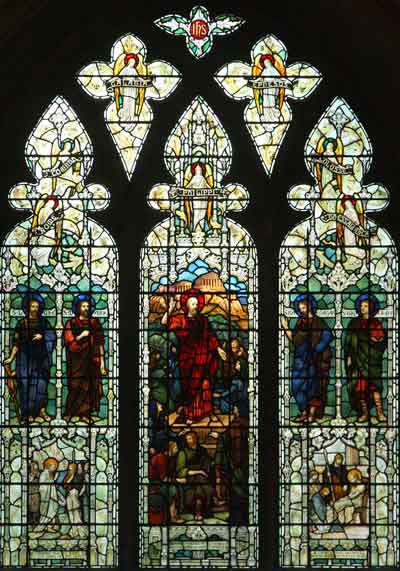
[3,357,12,365]
[371,336,381,343]
[32,333,43,341]
[281,316,289,330]
[347,356,351,367]
[78,330,90,340]
[217,347,227,361]
[235,361,241,372]
[100,365,107,376]
[213,392,221,398]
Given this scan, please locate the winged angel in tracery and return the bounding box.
[279,97,398,568]
[0,96,118,567]
[215,34,321,175]
[140,96,258,568]
[77,33,181,180]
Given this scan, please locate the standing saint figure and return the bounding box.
[281,294,333,423]
[4,293,56,422]
[344,293,387,423]
[30,457,65,538]
[161,289,226,422]
[63,294,107,422]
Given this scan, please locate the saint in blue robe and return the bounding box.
[13,316,56,418]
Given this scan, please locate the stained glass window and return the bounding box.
[0,96,118,567]
[279,97,399,567]
[139,96,258,567]
[1,3,399,570]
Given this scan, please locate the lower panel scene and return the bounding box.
[0,426,118,567]
[279,427,398,567]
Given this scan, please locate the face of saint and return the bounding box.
[187,297,198,316]
[360,300,370,318]
[194,164,203,176]
[171,345,177,354]
[29,300,40,319]
[79,301,90,318]
[298,300,310,318]
[186,432,197,450]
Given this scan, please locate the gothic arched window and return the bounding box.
[0,96,118,567]
[140,97,258,567]
[279,98,398,567]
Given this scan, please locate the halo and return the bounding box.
[355,293,380,317]
[293,293,317,317]
[72,293,96,316]
[180,288,205,314]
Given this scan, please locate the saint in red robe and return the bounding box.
[168,310,219,420]
[63,316,104,418]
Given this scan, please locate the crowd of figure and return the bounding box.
[3,292,107,424]
[29,458,88,539]
[148,289,250,524]
[281,292,387,423]
[309,453,369,533]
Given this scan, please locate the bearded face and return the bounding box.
[186,297,198,316]
[79,301,90,318]
[29,301,40,318]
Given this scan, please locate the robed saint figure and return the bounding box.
[281,293,333,423]
[63,294,107,421]
[344,293,387,422]
[4,293,55,421]
[162,289,225,421]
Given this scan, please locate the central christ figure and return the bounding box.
[162,288,226,422]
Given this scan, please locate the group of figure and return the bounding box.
[29,458,88,539]
[310,453,368,533]
[281,292,387,423]
[148,406,248,525]
[3,292,107,424]
[148,288,249,524]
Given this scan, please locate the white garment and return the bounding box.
[66,488,88,538]
[187,173,210,231]
[118,64,138,131]
[260,61,282,128]
[31,469,64,536]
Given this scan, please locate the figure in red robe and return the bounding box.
[63,294,107,421]
[162,289,225,421]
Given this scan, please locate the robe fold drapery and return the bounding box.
[344,317,387,412]
[291,315,333,415]
[63,316,104,417]
[31,469,63,536]
[168,313,219,420]
[13,317,56,418]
